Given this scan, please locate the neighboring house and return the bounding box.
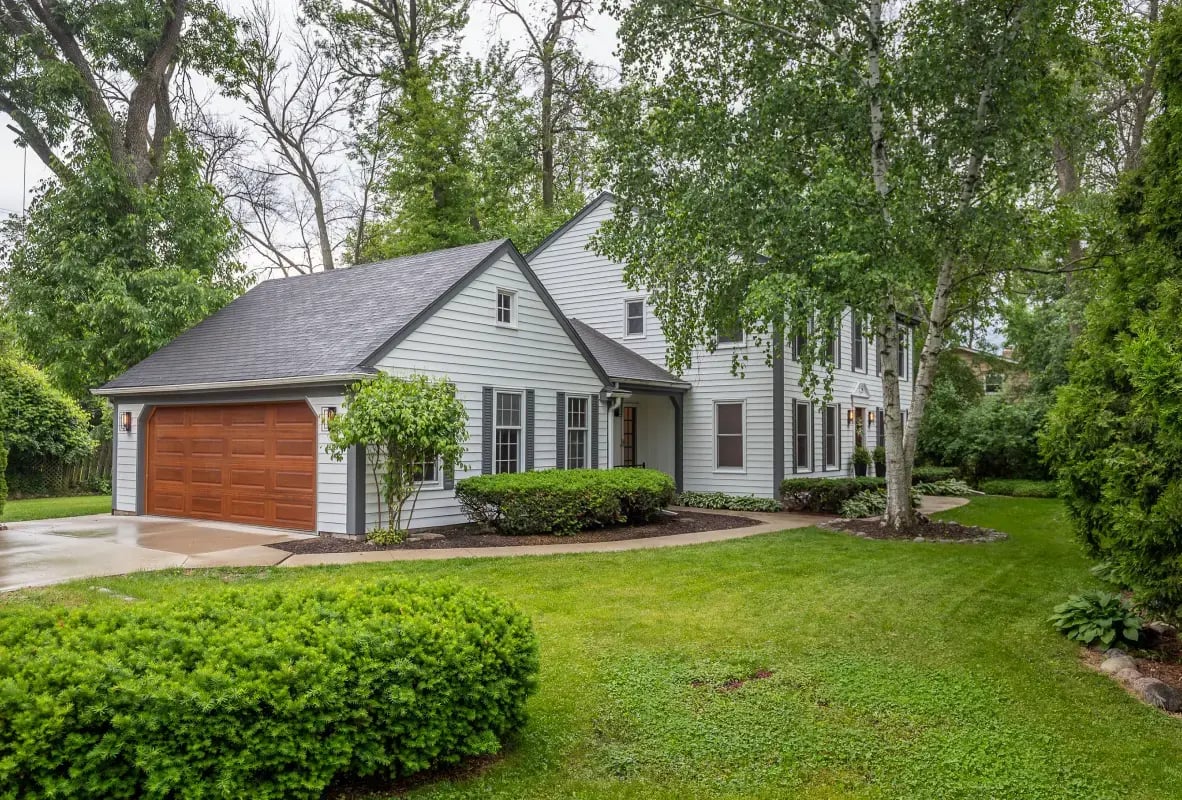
[948,345,1029,396]
[96,194,914,534]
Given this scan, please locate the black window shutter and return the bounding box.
[591,399,600,468]
[837,403,842,471]
[789,400,796,471]
[482,386,494,474]
[525,389,535,471]
[555,391,566,469]
[811,402,818,472]
[877,406,884,445]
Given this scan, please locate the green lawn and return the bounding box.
[6,497,1182,799]
[0,493,110,523]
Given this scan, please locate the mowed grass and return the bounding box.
[0,494,110,522]
[5,497,1182,799]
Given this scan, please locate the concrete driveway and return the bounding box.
[0,515,310,592]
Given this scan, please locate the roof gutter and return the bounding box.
[91,372,375,397]
[612,376,692,391]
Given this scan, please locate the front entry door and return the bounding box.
[620,405,638,467]
[854,407,866,448]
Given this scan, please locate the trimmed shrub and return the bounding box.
[676,491,782,512]
[0,578,538,800]
[978,478,1058,498]
[911,465,959,483]
[1050,591,1142,648]
[780,477,886,513]
[456,468,675,535]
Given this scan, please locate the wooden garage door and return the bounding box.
[145,402,317,530]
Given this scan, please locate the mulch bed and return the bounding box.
[820,516,1007,543]
[269,510,759,554]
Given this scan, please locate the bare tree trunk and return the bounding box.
[541,61,555,209]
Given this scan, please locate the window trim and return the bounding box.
[822,403,840,471]
[715,324,746,348]
[852,316,868,373]
[623,297,646,339]
[413,454,442,488]
[825,317,841,368]
[495,289,517,328]
[493,389,525,473]
[792,399,812,473]
[565,394,590,469]
[713,400,747,473]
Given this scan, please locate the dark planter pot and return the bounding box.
[874,463,886,478]
[854,463,868,477]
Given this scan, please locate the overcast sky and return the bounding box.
[0,0,621,222]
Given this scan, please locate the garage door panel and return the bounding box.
[146,402,316,530]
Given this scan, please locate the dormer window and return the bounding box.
[496,289,515,326]
[625,298,645,337]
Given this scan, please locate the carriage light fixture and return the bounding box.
[120,411,133,433]
[847,408,855,426]
[320,406,337,430]
[867,411,876,424]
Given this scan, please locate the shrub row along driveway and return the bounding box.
[4,497,1182,798]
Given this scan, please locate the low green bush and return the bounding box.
[911,465,960,483]
[978,478,1058,497]
[1050,590,1142,648]
[913,478,973,497]
[0,434,7,517]
[780,477,886,513]
[367,525,408,545]
[839,488,923,518]
[456,468,676,535]
[675,491,782,512]
[0,578,538,800]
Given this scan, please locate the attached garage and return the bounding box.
[144,402,317,531]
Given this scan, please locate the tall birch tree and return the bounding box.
[595,0,1095,529]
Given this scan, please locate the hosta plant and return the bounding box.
[1050,591,1142,648]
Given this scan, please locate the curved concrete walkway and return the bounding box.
[1,496,969,589]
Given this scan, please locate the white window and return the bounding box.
[624,299,645,337]
[852,317,867,372]
[793,400,811,472]
[984,372,1004,394]
[566,395,589,468]
[496,289,515,326]
[714,401,745,470]
[823,404,839,470]
[494,391,523,473]
[825,317,841,366]
[413,455,439,486]
[897,326,909,376]
[717,322,745,346]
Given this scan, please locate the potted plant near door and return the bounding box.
[852,446,871,477]
[872,446,886,477]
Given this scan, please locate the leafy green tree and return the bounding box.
[326,374,468,535]
[595,0,1092,529]
[1044,2,1182,622]
[1,138,244,400]
[0,357,94,469]
[0,0,240,187]
[915,352,982,467]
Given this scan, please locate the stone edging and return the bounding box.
[1093,640,1182,714]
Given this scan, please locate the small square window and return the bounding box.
[717,322,744,345]
[497,290,515,325]
[625,299,645,337]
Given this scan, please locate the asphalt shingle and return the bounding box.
[566,318,685,386]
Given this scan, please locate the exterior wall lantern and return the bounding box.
[847,408,856,426]
[320,406,337,431]
[120,411,133,433]
[867,410,876,424]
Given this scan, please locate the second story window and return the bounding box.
[497,290,515,326]
[824,317,841,367]
[625,298,645,337]
[852,317,866,371]
[717,322,744,346]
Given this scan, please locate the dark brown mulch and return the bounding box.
[820,516,1007,543]
[1133,630,1182,692]
[269,510,760,554]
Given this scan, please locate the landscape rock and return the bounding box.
[1114,667,1143,685]
[407,532,445,542]
[1132,677,1182,712]
[1147,621,1178,638]
[1103,648,1127,660]
[1100,655,1137,674]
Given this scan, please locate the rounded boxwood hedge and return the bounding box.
[0,578,538,800]
[455,467,676,535]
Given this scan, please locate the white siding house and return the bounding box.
[528,193,915,499]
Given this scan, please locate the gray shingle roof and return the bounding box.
[98,239,510,392]
[567,318,686,387]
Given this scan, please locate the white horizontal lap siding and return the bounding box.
[682,347,776,497]
[113,402,144,512]
[371,253,607,531]
[310,395,347,534]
